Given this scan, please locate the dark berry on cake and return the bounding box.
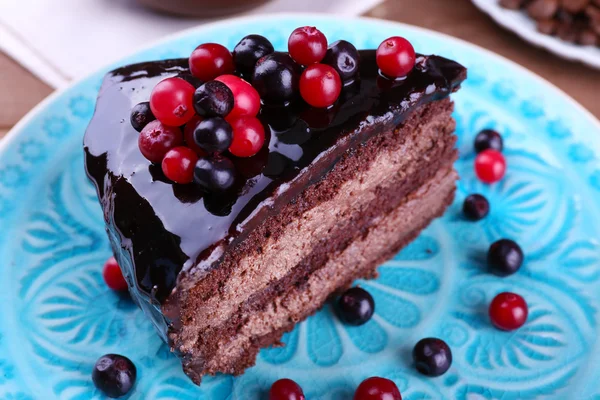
[269,378,305,400]
[288,26,328,66]
[103,257,128,291]
[176,73,203,88]
[183,115,207,157]
[336,287,375,326]
[376,36,416,78]
[323,40,360,82]
[474,129,503,153]
[354,377,402,400]
[194,156,236,191]
[149,77,196,126]
[252,52,300,104]
[489,292,528,331]
[474,149,506,183]
[92,354,136,398]
[130,102,155,132]
[189,43,235,82]
[463,194,490,221]
[193,81,234,117]
[233,34,275,75]
[215,74,261,118]
[412,338,452,377]
[299,64,342,108]
[193,117,233,153]
[228,116,265,158]
[162,146,199,184]
[138,120,183,163]
[488,239,524,276]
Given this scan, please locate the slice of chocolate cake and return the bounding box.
[84,31,466,384]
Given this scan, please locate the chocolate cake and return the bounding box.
[84,31,466,384]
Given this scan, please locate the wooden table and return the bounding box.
[1,0,599,139]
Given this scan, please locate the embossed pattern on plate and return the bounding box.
[0,14,599,400]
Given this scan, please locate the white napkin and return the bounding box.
[0,0,383,88]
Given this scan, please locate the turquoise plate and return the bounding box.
[1,14,600,400]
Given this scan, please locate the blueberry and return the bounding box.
[252,52,300,104]
[130,102,155,132]
[474,129,503,153]
[177,73,203,88]
[488,239,524,276]
[193,81,234,117]
[193,117,233,153]
[463,194,490,221]
[233,34,274,75]
[323,40,360,82]
[194,156,236,192]
[92,354,136,398]
[336,287,374,326]
[413,338,452,377]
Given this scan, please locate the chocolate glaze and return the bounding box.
[84,51,466,342]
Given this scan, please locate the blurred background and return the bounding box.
[0,0,599,141]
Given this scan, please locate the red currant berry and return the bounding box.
[138,120,183,163]
[299,64,342,108]
[475,149,506,184]
[228,116,265,158]
[162,146,199,184]
[288,26,328,65]
[269,379,305,400]
[189,43,234,82]
[103,257,128,291]
[183,115,207,157]
[149,77,196,126]
[489,292,528,331]
[376,36,416,78]
[215,74,261,118]
[354,377,402,400]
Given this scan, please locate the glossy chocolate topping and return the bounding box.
[84,51,466,337]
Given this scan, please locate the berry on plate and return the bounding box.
[228,116,266,158]
[376,36,416,78]
[288,26,328,65]
[474,149,506,184]
[138,120,183,163]
[193,80,234,117]
[299,64,342,108]
[488,239,524,276]
[354,377,402,400]
[489,292,528,331]
[412,338,452,377]
[336,287,375,326]
[92,354,136,398]
[233,34,275,75]
[215,74,261,118]
[189,43,234,82]
[463,194,490,221]
[103,257,128,291]
[474,129,503,153]
[162,146,199,184]
[149,77,196,126]
[269,378,305,400]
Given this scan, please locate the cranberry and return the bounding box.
[215,75,261,118]
[463,194,490,221]
[103,257,128,291]
[354,377,402,400]
[189,43,234,82]
[252,53,300,104]
[323,40,360,82]
[229,116,265,158]
[149,77,196,126]
[162,146,199,184]
[183,115,206,156]
[130,102,155,132]
[138,120,183,163]
[488,239,524,276]
[269,378,305,400]
[376,36,416,78]
[233,34,274,75]
[489,292,528,331]
[337,287,375,326]
[475,149,506,184]
[193,80,234,117]
[474,129,503,153]
[299,64,342,108]
[288,26,328,65]
[412,338,452,377]
[92,354,136,398]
